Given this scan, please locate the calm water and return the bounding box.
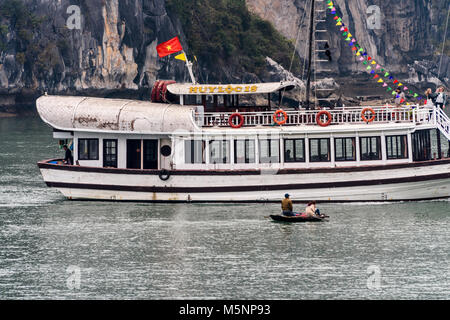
[0,116,449,300]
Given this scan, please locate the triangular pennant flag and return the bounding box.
[337,21,342,26]
[368,57,372,61]
[371,61,376,65]
[370,70,375,74]
[403,86,408,91]
[360,57,365,61]
[384,72,389,77]
[387,87,392,91]
[398,83,403,87]
[396,95,400,98]
[378,79,384,83]
[389,76,394,80]
[383,83,388,87]
[374,74,379,79]
[376,64,381,69]
[392,91,397,96]
[363,61,368,65]
[393,80,399,84]
[340,27,345,31]
[356,52,361,56]
[366,66,372,70]
[174,52,186,61]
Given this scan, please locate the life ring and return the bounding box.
[228,113,244,128]
[273,109,288,125]
[158,169,171,181]
[361,107,376,123]
[316,110,332,127]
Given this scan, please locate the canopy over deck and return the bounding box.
[36,95,200,134]
[166,81,297,96]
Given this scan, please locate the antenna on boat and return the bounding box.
[305,0,315,110]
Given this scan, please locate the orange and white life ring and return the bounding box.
[316,110,332,127]
[228,113,244,128]
[273,109,288,125]
[361,107,376,123]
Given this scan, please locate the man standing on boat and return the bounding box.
[63,145,73,165]
[281,194,296,216]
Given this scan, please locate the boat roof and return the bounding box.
[36,95,201,134]
[166,81,297,96]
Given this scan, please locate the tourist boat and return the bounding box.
[35,0,450,203]
[36,85,450,202]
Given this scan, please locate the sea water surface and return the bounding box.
[0,116,449,300]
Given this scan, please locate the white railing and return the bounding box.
[193,105,426,128]
[433,107,450,140]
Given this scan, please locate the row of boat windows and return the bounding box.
[185,136,409,164]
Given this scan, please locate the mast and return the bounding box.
[305,0,315,110]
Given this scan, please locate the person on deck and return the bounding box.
[435,86,447,110]
[305,201,321,218]
[281,194,296,216]
[63,145,73,165]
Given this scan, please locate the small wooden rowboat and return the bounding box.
[270,214,327,223]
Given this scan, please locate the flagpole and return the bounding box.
[183,50,197,84]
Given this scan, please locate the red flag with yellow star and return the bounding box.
[156,37,183,58]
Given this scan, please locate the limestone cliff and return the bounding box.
[246,0,450,86]
[0,0,449,113]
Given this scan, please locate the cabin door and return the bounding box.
[143,140,158,169]
[127,139,142,169]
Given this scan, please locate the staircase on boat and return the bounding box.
[434,107,450,141]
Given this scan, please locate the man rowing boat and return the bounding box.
[281,194,297,216]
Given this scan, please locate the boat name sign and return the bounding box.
[189,85,258,94]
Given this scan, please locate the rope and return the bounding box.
[279,0,309,108]
[438,5,450,79]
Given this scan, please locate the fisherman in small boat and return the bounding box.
[63,145,73,165]
[305,201,321,218]
[281,194,296,216]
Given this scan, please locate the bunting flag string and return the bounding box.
[326,0,422,103]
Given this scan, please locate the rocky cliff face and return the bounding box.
[247,0,449,85]
[0,0,449,113]
[0,0,188,99]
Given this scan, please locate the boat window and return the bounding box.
[209,140,230,164]
[309,138,330,162]
[386,135,408,160]
[259,139,280,163]
[335,137,356,161]
[103,139,118,168]
[360,137,382,161]
[412,130,431,161]
[185,140,206,164]
[234,140,255,164]
[143,140,158,169]
[284,139,305,162]
[78,138,99,160]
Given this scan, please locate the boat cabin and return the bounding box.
[37,91,449,174]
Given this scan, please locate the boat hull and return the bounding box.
[37,159,450,202]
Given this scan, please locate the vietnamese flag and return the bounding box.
[156,37,183,58]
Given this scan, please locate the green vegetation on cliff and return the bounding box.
[166,0,301,79]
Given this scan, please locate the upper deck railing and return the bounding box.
[193,105,432,128]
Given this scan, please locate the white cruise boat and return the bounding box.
[36,81,450,202]
[36,0,450,203]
